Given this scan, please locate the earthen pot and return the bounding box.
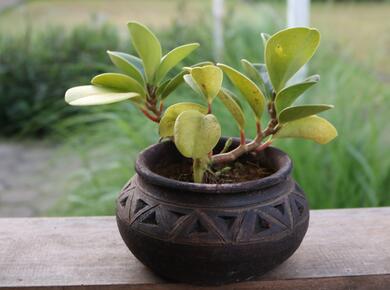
[116,138,309,285]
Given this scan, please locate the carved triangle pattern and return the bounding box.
[121,180,309,245]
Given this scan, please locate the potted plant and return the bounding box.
[65,21,337,285]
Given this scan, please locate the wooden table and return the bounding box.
[0,207,389,289]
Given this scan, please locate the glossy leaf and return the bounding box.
[155,43,200,84]
[91,73,145,96]
[159,102,208,137]
[275,74,320,114]
[241,59,266,94]
[261,32,270,47]
[183,74,203,96]
[65,85,141,106]
[190,65,223,102]
[128,21,162,83]
[265,27,320,92]
[160,61,213,100]
[274,115,337,144]
[278,104,334,123]
[218,63,266,119]
[106,51,144,85]
[218,89,245,129]
[253,63,273,99]
[174,110,221,158]
[155,79,170,97]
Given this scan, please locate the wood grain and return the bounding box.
[0,207,389,289]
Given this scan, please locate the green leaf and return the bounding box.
[218,63,266,119]
[155,79,170,97]
[275,74,320,114]
[155,43,200,84]
[160,71,186,99]
[189,65,223,102]
[106,51,145,85]
[183,74,203,96]
[241,59,266,94]
[274,115,337,144]
[279,104,334,123]
[159,102,208,138]
[253,63,273,98]
[174,110,221,158]
[261,32,270,47]
[218,89,245,129]
[265,27,320,93]
[160,61,213,100]
[91,73,146,96]
[65,85,142,106]
[128,21,162,83]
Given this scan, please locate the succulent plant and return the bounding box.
[65,22,337,183]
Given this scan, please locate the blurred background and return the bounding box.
[0,0,389,217]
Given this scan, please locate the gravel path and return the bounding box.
[0,142,78,217]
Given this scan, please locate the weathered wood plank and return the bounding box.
[0,207,389,289]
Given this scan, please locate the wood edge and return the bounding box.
[2,274,390,290]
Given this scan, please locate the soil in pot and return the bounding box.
[154,152,275,184]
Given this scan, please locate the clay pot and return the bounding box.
[116,138,309,285]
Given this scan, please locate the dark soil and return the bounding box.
[154,153,275,184]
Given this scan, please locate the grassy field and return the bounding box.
[1,0,389,215]
[2,0,389,75]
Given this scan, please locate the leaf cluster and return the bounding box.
[65,23,337,183]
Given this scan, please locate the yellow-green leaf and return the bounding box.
[159,102,208,138]
[183,74,203,96]
[174,110,221,158]
[279,104,334,123]
[189,65,223,102]
[65,85,141,106]
[218,63,266,119]
[91,73,145,96]
[155,43,200,84]
[265,27,320,93]
[128,21,162,83]
[218,89,245,129]
[261,32,270,47]
[241,59,266,95]
[274,115,337,144]
[106,51,145,85]
[160,61,214,100]
[275,74,320,114]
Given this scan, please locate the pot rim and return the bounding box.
[135,138,292,194]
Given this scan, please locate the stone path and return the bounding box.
[0,142,78,217]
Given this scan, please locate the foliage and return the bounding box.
[65,23,337,183]
[51,15,389,215]
[0,24,120,137]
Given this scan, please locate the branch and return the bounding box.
[211,134,263,164]
[211,102,277,165]
[141,109,160,123]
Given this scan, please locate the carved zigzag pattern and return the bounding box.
[118,184,308,245]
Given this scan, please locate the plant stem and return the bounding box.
[211,99,278,165]
[211,134,263,164]
[193,158,206,183]
[255,139,272,152]
[141,109,160,123]
[240,129,246,145]
[207,102,212,114]
[262,100,279,137]
[143,84,162,122]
